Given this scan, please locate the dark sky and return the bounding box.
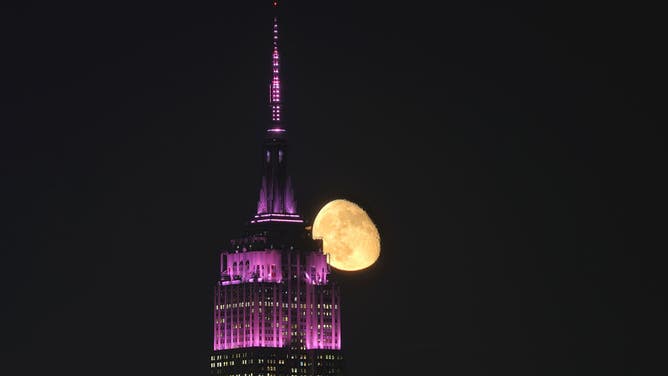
[1,1,663,375]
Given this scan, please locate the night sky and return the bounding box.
[2,1,663,375]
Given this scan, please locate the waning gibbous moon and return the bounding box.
[311,199,380,271]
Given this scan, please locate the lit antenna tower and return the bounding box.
[209,2,345,375]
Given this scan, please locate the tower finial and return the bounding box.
[268,4,283,130]
[253,0,300,221]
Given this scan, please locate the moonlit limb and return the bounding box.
[312,199,381,271]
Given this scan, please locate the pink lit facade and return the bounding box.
[213,238,342,351]
[210,2,345,374]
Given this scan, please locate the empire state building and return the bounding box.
[210,2,345,375]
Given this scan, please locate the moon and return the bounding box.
[311,199,380,271]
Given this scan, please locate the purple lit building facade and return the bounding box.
[210,3,344,375]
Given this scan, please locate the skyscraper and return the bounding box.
[209,2,345,375]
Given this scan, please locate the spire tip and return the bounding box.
[269,2,283,128]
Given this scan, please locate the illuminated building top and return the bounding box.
[211,4,345,374]
[212,1,343,359]
[254,0,302,224]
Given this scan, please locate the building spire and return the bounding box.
[269,1,283,130]
[252,0,302,224]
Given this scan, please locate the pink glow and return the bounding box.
[213,247,341,351]
[270,17,282,124]
[254,213,301,218]
[214,6,342,353]
[249,218,304,223]
[254,12,299,219]
[221,250,283,282]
